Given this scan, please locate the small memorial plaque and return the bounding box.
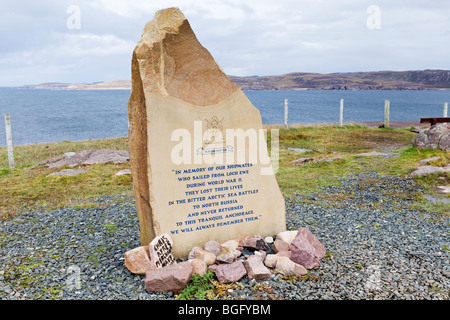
[149,233,176,269]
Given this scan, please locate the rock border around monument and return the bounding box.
[124,228,327,294]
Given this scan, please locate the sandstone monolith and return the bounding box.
[128,7,286,258]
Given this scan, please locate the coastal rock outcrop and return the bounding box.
[37,149,129,168]
[410,165,450,177]
[412,123,450,150]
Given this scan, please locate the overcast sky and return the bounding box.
[0,0,449,86]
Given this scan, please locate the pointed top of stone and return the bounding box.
[140,7,186,44]
[132,7,239,106]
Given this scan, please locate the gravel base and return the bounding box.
[1,173,449,300]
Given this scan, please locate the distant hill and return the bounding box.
[21,69,450,90]
[229,69,450,90]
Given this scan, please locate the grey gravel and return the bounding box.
[0,172,449,300]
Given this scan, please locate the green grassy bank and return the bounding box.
[1,124,448,218]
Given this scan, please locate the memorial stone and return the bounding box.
[128,7,286,258]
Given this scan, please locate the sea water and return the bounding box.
[0,87,449,146]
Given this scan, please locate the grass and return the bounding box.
[272,124,449,215]
[274,124,431,195]
[1,124,449,219]
[0,137,128,169]
[175,270,284,300]
[0,137,131,217]
[175,270,216,300]
[275,124,412,154]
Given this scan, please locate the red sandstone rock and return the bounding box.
[275,256,307,276]
[276,230,298,245]
[245,256,271,280]
[191,258,207,276]
[188,246,202,260]
[216,247,240,264]
[276,251,292,258]
[124,246,152,275]
[239,235,270,251]
[194,250,216,265]
[264,254,278,268]
[272,238,290,253]
[253,250,267,262]
[297,227,326,259]
[204,240,222,256]
[290,233,321,269]
[215,261,247,284]
[144,261,193,292]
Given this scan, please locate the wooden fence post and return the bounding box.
[444,102,448,118]
[284,98,289,129]
[340,98,344,127]
[4,114,15,170]
[384,100,390,128]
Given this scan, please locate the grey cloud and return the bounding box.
[0,0,448,86]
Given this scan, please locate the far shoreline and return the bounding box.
[6,86,450,91]
[265,121,428,129]
[0,121,428,148]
